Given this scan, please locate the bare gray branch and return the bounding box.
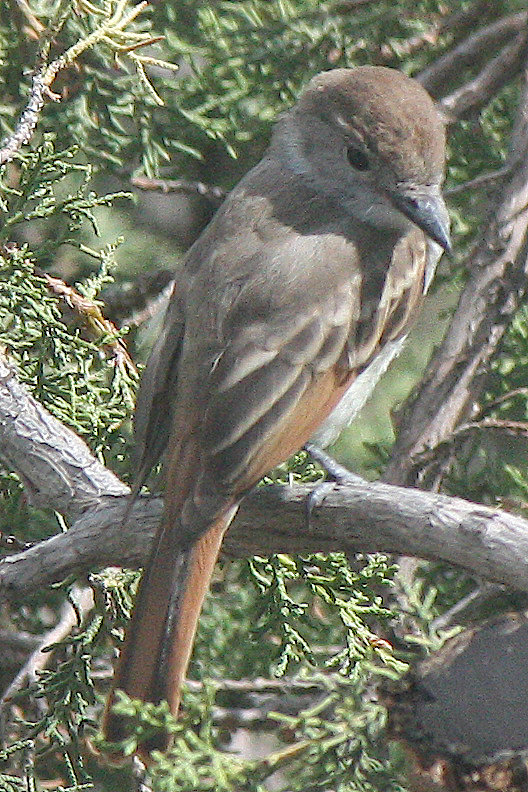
[0,355,127,522]
[1,352,528,601]
[2,477,528,601]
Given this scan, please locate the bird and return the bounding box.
[103,65,450,754]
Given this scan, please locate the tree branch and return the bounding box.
[438,31,528,121]
[2,474,528,601]
[417,11,528,98]
[1,298,528,600]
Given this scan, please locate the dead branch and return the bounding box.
[439,31,528,121]
[439,2,499,40]
[417,10,528,97]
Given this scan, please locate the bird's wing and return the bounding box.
[202,279,359,495]
[131,286,185,494]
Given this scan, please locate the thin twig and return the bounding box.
[409,418,528,484]
[486,387,528,410]
[185,675,340,694]
[440,1,498,39]
[445,164,512,196]
[376,3,453,63]
[454,418,528,438]
[43,273,136,374]
[331,0,382,11]
[0,68,60,166]
[131,175,227,209]
[0,585,94,707]
[430,582,506,632]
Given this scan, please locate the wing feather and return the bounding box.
[202,287,355,489]
[132,288,185,489]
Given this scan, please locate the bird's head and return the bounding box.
[274,66,450,252]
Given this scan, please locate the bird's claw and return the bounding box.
[304,443,365,529]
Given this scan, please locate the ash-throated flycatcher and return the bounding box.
[104,65,450,754]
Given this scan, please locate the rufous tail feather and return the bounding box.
[103,514,231,754]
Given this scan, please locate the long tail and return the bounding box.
[103,513,231,753]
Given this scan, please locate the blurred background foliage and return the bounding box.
[1,1,528,790]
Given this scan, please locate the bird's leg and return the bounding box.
[303,442,366,526]
[305,442,365,484]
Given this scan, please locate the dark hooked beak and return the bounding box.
[392,188,451,254]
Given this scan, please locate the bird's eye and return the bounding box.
[347,146,369,171]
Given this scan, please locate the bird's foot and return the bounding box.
[304,442,365,528]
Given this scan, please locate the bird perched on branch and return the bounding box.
[103,65,450,754]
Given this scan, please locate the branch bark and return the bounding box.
[0,355,127,522]
[1,356,528,600]
[3,473,528,600]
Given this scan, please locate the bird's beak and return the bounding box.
[392,187,451,254]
